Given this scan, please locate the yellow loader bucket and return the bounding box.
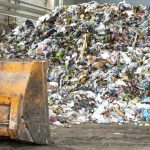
[0,60,50,144]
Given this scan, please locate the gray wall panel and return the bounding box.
[63,0,88,5]
[88,0,150,6]
[55,0,150,7]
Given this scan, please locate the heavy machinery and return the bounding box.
[0,60,50,144]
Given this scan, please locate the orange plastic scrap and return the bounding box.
[0,60,50,144]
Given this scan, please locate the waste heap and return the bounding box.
[0,1,150,126]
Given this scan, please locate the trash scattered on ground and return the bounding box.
[0,1,150,126]
[145,123,150,126]
[113,133,123,135]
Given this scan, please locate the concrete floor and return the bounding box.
[0,123,150,150]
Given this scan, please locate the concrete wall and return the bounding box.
[63,0,88,5]
[87,0,150,6]
[0,0,10,24]
[54,0,88,7]
[17,0,49,24]
[54,0,150,6]
[0,0,52,25]
[47,0,55,10]
[53,0,150,8]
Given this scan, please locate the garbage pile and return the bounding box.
[0,1,150,126]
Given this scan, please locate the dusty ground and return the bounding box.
[1,123,150,150]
